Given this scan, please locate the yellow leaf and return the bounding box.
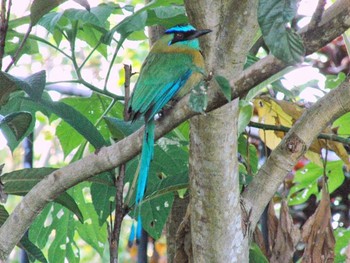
[253,96,349,169]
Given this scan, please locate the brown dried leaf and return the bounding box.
[270,200,301,263]
[301,184,335,263]
[267,200,279,255]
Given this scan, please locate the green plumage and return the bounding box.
[127,24,210,243]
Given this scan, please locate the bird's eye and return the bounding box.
[175,33,184,40]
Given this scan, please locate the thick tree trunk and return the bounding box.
[184,0,258,261]
[190,102,246,261]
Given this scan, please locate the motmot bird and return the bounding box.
[128,24,211,242]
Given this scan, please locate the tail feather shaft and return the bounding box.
[135,119,155,240]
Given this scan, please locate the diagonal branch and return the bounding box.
[0,0,349,259]
[241,79,350,236]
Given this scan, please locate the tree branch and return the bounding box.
[0,0,349,259]
[248,121,350,145]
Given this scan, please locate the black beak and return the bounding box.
[190,29,212,39]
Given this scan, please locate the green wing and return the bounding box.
[129,52,194,121]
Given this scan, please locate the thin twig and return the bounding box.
[104,38,124,91]
[108,64,133,263]
[308,0,326,30]
[0,0,11,70]
[5,8,35,72]
[123,64,132,120]
[249,121,350,145]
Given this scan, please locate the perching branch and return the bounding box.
[0,0,349,260]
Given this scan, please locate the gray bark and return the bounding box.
[185,0,258,262]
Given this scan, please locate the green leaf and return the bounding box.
[78,24,107,57]
[244,54,260,69]
[4,30,39,57]
[333,112,350,137]
[104,116,143,141]
[50,95,123,157]
[245,66,295,101]
[47,204,79,262]
[288,161,344,205]
[19,236,47,263]
[40,98,108,156]
[0,111,32,140]
[1,168,83,222]
[0,205,47,262]
[30,0,67,26]
[24,70,46,100]
[141,191,174,239]
[90,173,116,226]
[238,135,259,175]
[334,228,350,263]
[249,243,269,263]
[74,183,108,257]
[37,12,65,35]
[126,137,189,239]
[238,100,253,135]
[0,205,9,226]
[102,0,186,44]
[215,75,232,102]
[0,70,20,106]
[258,0,305,64]
[146,6,187,28]
[0,71,46,101]
[325,72,346,89]
[0,71,30,98]
[8,16,31,29]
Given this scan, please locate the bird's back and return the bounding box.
[128,33,205,122]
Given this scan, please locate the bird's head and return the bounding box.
[164,24,211,49]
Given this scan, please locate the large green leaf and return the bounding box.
[238,100,253,135]
[102,0,186,44]
[18,236,48,263]
[288,161,344,205]
[73,182,108,257]
[1,205,47,262]
[0,71,46,103]
[249,243,269,263]
[38,3,123,53]
[238,135,259,175]
[31,203,79,263]
[215,75,232,102]
[334,228,350,263]
[333,112,350,137]
[90,172,116,226]
[40,98,108,156]
[0,205,7,225]
[258,0,305,64]
[0,112,33,151]
[30,0,68,26]
[125,137,189,239]
[29,183,105,262]
[48,94,116,156]
[1,168,83,222]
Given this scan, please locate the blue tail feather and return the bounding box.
[130,119,155,243]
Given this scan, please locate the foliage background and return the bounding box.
[0,0,349,262]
